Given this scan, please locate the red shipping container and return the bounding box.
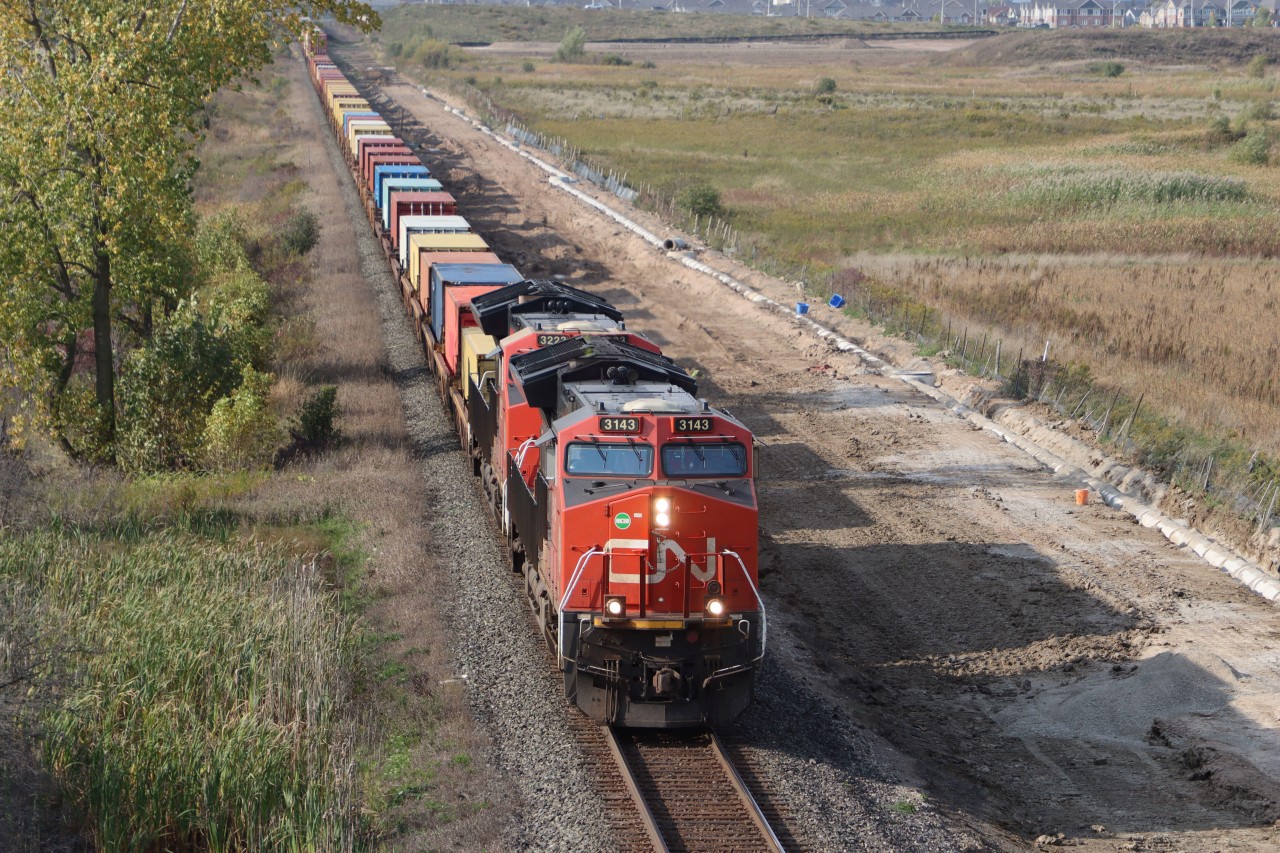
[417,252,502,313]
[355,136,399,170]
[443,285,506,377]
[364,154,419,192]
[390,193,458,247]
[360,143,410,182]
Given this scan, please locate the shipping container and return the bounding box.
[361,145,412,184]
[397,215,471,264]
[342,111,381,136]
[355,137,401,179]
[360,144,412,181]
[347,121,393,153]
[388,193,458,242]
[430,263,524,346]
[460,327,499,402]
[407,233,491,290]
[380,177,444,217]
[366,154,420,194]
[416,251,503,310]
[374,166,430,207]
[442,283,519,377]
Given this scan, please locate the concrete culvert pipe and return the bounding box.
[663,237,688,251]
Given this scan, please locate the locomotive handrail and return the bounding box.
[513,436,538,471]
[557,546,601,668]
[722,549,766,663]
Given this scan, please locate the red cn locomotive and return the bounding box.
[466,283,764,728]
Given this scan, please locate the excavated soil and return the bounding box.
[331,32,1280,852]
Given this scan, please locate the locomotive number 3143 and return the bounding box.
[673,417,713,433]
[599,416,641,434]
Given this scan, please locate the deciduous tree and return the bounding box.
[0,0,375,460]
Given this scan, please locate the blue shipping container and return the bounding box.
[430,264,524,343]
[374,165,429,207]
[380,177,444,225]
[343,111,380,136]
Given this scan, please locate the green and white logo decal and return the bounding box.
[614,512,632,530]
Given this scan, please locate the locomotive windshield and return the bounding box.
[662,443,748,477]
[565,441,653,477]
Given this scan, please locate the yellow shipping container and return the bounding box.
[347,122,392,152]
[324,85,358,105]
[335,104,376,132]
[331,99,370,123]
[407,233,490,289]
[460,328,498,403]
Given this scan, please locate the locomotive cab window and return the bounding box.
[662,443,748,478]
[565,441,653,477]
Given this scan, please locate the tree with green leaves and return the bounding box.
[0,1,376,461]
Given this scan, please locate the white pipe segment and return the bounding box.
[429,92,1280,606]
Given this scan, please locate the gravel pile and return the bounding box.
[317,95,610,852]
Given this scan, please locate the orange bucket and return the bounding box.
[1075,488,1089,506]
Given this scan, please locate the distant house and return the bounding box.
[1024,0,1116,26]
[983,4,1020,23]
[823,0,849,15]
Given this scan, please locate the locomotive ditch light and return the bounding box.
[704,581,725,618]
[653,496,671,529]
[604,595,626,618]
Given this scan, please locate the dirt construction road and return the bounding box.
[334,36,1280,851]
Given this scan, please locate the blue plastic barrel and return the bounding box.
[829,294,846,309]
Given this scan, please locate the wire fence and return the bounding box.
[446,81,742,251]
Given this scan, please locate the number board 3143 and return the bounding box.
[598,416,641,434]
[672,416,714,433]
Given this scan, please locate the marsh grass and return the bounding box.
[2,530,365,852]
[1000,167,1251,211]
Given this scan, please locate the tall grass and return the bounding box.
[1003,166,1251,211]
[1,531,366,851]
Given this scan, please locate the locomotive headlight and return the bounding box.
[604,596,626,618]
[655,512,671,528]
[705,597,726,618]
[654,497,671,513]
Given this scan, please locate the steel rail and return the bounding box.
[603,726,671,853]
[710,731,787,853]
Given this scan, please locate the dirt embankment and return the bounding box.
[334,28,1280,852]
[942,29,1280,67]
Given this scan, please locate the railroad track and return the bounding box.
[603,727,789,853]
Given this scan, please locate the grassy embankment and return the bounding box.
[379,14,1280,530]
[1,53,501,850]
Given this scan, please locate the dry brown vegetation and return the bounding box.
[857,253,1280,445]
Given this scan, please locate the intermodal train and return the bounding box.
[302,31,766,729]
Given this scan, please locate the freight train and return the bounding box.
[302,31,766,728]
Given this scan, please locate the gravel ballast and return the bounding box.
[315,82,611,852]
